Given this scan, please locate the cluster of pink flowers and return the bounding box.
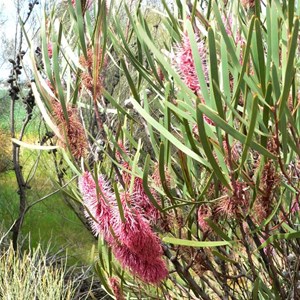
[173,33,208,95]
[52,100,87,159]
[172,33,214,126]
[78,172,168,285]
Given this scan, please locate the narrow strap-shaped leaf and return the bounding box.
[196,107,231,189]
[278,18,299,118]
[212,1,240,69]
[75,0,87,58]
[120,59,140,103]
[288,0,295,32]
[186,21,210,104]
[142,155,164,212]
[257,231,300,251]
[261,83,273,147]
[211,250,237,264]
[205,219,232,242]
[113,182,125,223]
[162,237,232,247]
[239,96,259,170]
[232,16,256,108]
[178,151,195,198]
[254,19,266,95]
[208,28,224,118]
[159,143,175,202]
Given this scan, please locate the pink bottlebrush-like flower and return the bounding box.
[254,159,278,224]
[132,177,161,223]
[112,193,162,261]
[173,33,208,94]
[47,43,53,58]
[79,49,103,98]
[134,257,169,284]
[197,204,212,233]
[78,171,114,238]
[109,277,125,300]
[216,182,249,218]
[52,101,87,159]
[112,243,168,284]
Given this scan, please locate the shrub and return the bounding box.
[21,0,300,298]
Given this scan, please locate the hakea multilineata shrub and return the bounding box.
[78,172,168,284]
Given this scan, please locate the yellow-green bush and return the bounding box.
[0,243,75,300]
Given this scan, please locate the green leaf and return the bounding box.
[11,139,59,151]
[254,19,266,95]
[142,155,164,212]
[75,0,87,58]
[186,21,210,104]
[163,237,232,247]
[257,231,300,251]
[239,96,259,169]
[196,107,231,189]
[120,59,140,103]
[205,219,232,242]
[278,18,299,118]
[211,250,237,264]
[208,28,224,118]
[113,183,125,223]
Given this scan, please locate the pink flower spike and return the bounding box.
[112,193,162,262]
[78,171,115,238]
[112,244,168,284]
[136,257,169,284]
[173,33,208,94]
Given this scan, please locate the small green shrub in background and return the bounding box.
[0,243,75,300]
